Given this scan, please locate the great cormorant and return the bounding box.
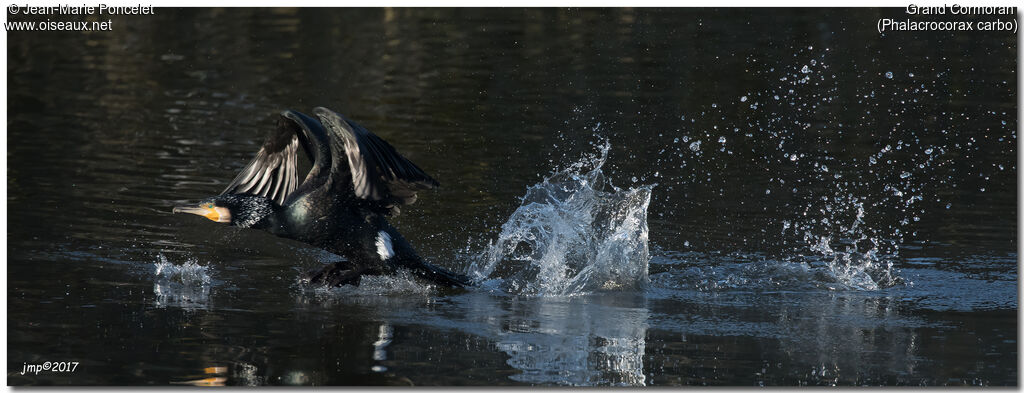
[173,107,472,288]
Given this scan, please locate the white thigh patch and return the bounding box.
[375,231,394,260]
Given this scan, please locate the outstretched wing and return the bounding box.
[313,107,439,212]
[221,110,331,206]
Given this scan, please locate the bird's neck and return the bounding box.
[249,207,286,233]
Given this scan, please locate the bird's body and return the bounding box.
[174,107,471,288]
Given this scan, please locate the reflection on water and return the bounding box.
[298,278,649,385]
[372,323,394,372]
[768,295,922,386]
[6,7,1016,386]
[232,363,264,386]
[494,296,649,386]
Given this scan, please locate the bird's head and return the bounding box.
[173,194,276,228]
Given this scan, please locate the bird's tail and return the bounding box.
[395,258,474,288]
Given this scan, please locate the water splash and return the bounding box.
[785,198,904,290]
[470,142,653,296]
[309,270,433,297]
[294,270,435,309]
[640,47,964,291]
[153,253,212,309]
[648,251,899,293]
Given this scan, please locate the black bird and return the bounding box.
[173,107,472,288]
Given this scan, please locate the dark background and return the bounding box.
[7,8,1017,386]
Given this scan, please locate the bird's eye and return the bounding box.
[206,203,215,209]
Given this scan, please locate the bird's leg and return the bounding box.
[325,266,368,287]
[305,260,348,284]
[305,260,368,287]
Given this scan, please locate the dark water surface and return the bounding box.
[7,8,1018,386]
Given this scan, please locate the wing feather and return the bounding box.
[313,107,439,212]
[222,111,328,206]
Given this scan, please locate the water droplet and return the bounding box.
[711,103,718,108]
[790,154,798,162]
[718,136,726,144]
[689,141,701,152]
[885,71,894,79]
[900,172,911,179]
[924,148,933,154]
[908,72,914,77]
[740,95,748,102]
[801,65,810,73]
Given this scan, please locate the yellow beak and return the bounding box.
[172,205,231,223]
